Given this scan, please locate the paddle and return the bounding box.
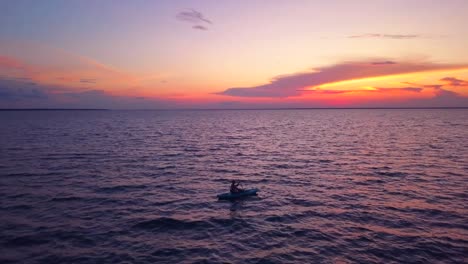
[238,181,245,191]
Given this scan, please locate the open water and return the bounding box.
[0,109,467,263]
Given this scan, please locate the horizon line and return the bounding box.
[1,107,468,111]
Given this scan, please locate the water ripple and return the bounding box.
[1,109,467,263]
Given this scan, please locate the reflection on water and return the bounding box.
[227,195,261,214]
[0,109,467,263]
[229,199,244,212]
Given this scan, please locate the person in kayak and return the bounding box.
[230,180,243,193]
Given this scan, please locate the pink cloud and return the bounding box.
[0,56,24,69]
[0,52,137,90]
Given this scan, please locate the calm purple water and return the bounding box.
[0,109,467,263]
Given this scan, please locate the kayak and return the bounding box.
[217,188,259,200]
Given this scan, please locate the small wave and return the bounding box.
[365,239,466,263]
[274,164,291,169]
[429,221,467,230]
[264,212,317,224]
[271,163,307,169]
[371,166,392,170]
[446,171,464,176]
[96,184,147,193]
[7,193,28,199]
[151,248,185,257]
[50,230,96,246]
[3,172,62,177]
[376,171,408,177]
[155,165,176,170]
[357,180,385,186]
[151,247,212,259]
[50,196,83,202]
[208,147,222,151]
[1,204,33,210]
[265,215,287,222]
[287,198,324,207]
[183,148,199,152]
[212,168,239,174]
[4,173,36,177]
[162,153,182,157]
[133,217,213,231]
[3,236,49,247]
[292,229,335,241]
[151,200,176,206]
[408,208,464,220]
[133,217,249,232]
[244,178,269,184]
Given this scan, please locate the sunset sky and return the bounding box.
[1,0,467,108]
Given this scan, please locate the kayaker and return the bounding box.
[230,180,243,193]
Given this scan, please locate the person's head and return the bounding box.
[231,180,235,184]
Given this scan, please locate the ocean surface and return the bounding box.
[0,109,467,264]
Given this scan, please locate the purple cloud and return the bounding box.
[440,77,468,86]
[0,78,174,109]
[302,90,349,94]
[176,9,212,30]
[376,87,422,92]
[372,61,397,65]
[348,33,421,39]
[79,78,97,84]
[419,88,468,107]
[301,87,422,95]
[219,60,466,98]
[0,79,47,101]
[192,25,208,31]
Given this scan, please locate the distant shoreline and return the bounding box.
[0,109,109,111]
[0,107,467,111]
